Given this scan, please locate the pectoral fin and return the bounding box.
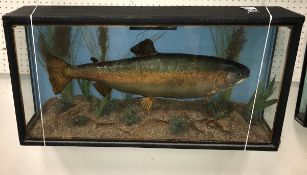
[140,97,154,112]
[94,82,112,97]
[130,39,158,56]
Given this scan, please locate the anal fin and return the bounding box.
[140,97,154,112]
[94,82,112,97]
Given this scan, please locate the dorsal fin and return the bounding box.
[130,39,158,56]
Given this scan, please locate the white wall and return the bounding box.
[1,73,307,175]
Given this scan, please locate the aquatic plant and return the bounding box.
[222,27,247,100]
[78,26,109,61]
[72,115,88,126]
[169,116,190,135]
[123,93,133,103]
[210,27,247,101]
[247,76,278,120]
[210,26,246,60]
[98,27,109,61]
[57,97,72,113]
[121,110,140,126]
[209,27,232,58]
[225,27,247,59]
[38,26,75,102]
[77,79,92,101]
[75,26,109,99]
[203,99,228,120]
[150,32,167,42]
[95,97,110,117]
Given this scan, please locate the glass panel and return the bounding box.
[299,70,307,114]
[16,24,289,146]
[296,46,307,125]
[13,26,43,140]
[247,26,291,144]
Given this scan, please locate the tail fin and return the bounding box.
[46,55,72,95]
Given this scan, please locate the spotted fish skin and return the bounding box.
[47,52,249,98]
[46,38,249,98]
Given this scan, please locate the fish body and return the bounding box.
[46,39,250,99]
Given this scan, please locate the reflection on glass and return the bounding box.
[299,71,307,114]
[12,25,289,144]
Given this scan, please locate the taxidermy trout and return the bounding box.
[46,39,250,110]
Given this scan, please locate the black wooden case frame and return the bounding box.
[2,6,305,151]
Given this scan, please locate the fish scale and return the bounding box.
[46,39,250,99]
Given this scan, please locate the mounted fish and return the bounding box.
[4,6,302,150]
[46,39,250,111]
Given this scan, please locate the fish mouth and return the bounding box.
[239,64,250,79]
[235,77,247,85]
[243,65,250,78]
[243,69,250,78]
[236,67,250,85]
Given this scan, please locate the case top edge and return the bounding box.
[2,6,305,25]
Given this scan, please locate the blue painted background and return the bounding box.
[29,26,276,105]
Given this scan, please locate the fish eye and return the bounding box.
[237,73,242,77]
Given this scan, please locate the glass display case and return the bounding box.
[3,6,304,150]
[295,46,307,127]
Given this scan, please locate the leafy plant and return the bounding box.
[225,27,247,59]
[77,26,109,62]
[57,96,73,112]
[72,115,88,127]
[209,27,233,59]
[95,97,110,117]
[169,116,190,135]
[121,110,140,126]
[150,32,167,42]
[74,26,109,99]
[38,26,75,102]
[210,27,247,101]
[77,79,92,101]
[37,26,110,105]
[98,27,109,61]
[247,76,278,118]
[122,93,133,103]
[203,99,228,120]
